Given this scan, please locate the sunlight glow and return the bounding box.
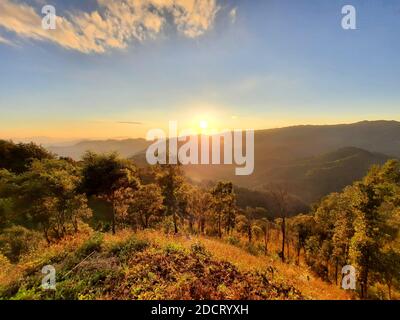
[199,120,208,130]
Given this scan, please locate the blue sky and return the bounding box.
[0,0,399,140]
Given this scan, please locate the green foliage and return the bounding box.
[0,158,92,241]
[299,160,400,297]
[0,140,54,174]
[80,152,138,197]
[190,242,208,257]
[76,233,104,257]
[210,181,237,237]
[226,235,240,246]
[80,152,139,234]
[155,164,186,234]
[126,183,164,229]
[0,226,42,263]
[109,236,149,261]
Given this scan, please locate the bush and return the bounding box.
[226,236,240,246]
[164,243,185,254]
[0,226,43,263]
[109,236,148,260]
[76,233,104,258]
[245,243,259,256]
[190,242,208,256]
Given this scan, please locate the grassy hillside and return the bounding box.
[0,228,352,300]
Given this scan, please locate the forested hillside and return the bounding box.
[0,140,399,300]
[46,121,399,205]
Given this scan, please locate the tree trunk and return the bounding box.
[248,226,252,244]
[388,280,392,300]
[281,217,286,263]
[173,212,178,234]
[112,207,116,235]
[264,231,268,255]
[43,227,50,244]
[218,214,222,238]
[360,267,369,299]
[296,244,301,266]
[335,259,338,286]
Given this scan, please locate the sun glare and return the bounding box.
[199,120,208,130]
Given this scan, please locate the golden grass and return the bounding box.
[136,229,354,300]
[0,227,93,288]
[1,227,354,300]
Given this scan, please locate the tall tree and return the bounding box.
[156,164,185,234]
[270,184,290,263]
[210,182,236,238]
[80,152,138,234]
[127,183,164,229]
[0,140,54,174]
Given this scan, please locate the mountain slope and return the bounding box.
[48,138,150,160]
[47,121,400,204]
[258,147,391,203]
[0,229,352,300]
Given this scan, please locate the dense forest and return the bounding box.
[0,139,399,300]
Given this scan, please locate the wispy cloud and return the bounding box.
[0,0,220,53]
[229,7,237,24]
[0,35,13,45]
[117,121,143,125]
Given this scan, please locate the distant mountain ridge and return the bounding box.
[48,138,150,160]
[46,120,400,204]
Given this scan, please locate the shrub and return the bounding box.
[76,233,104,258]
[164,243,185,254]
[0,226,43,263]
[190,242,208,256]
[109,236,149,260]
[226,236,240,246]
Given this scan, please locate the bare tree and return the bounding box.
[270,183,290,263]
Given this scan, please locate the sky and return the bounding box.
[0,0,400,141]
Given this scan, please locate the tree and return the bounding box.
[255,218,272,255]
[330,187,356,284]
[155,164,186,234]
[189,187,212,234]
[270,184,290,262]
[210,182,236,238]
[127,183,164,229]
[65,195,92,233]
[378,247,400,299]
[5,159,92,242]
[291,214,314,265]
[0,140,54,174]
[80,152,138,234]
[302,160,400,297]
[349,161,400,298]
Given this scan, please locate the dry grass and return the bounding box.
[136,229,354,300]
[1,228,354,300]
[0,226,93,288]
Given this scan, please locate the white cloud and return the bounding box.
[0,35,13,45]
[229,7,237,24]
[0,0,220,53]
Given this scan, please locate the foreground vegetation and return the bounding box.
[0,227,354,300]
[0,140,399,299]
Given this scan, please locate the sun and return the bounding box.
[199,120,208,130]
